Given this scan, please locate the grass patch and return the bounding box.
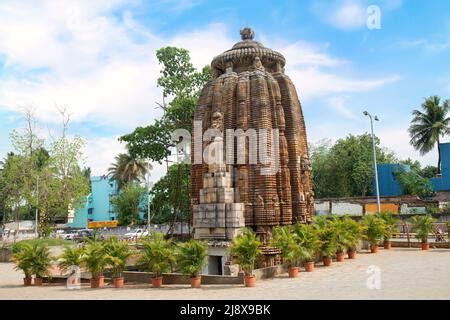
[13,238,74,247]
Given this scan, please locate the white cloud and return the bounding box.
[266,40,346,67]
[288,67,399,99]
[396,39,450,54]
[312,0,367,30]
[331,1,367,30]
[326,96,358,120]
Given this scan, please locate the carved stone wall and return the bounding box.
[191,28,314,265]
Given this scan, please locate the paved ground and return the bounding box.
[1,248,449,300]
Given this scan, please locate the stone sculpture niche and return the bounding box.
[191,28,314,267]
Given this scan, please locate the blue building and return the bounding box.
[376,163,410,197]
[430,142,450,191]
[69,176,119,228]
[375,143,450,197]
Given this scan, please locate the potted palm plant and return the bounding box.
[379,212,399,249]
[341,216,365,259]
[82,241,108,288]
[410,214,435,250]
[271,226,302,276]
[57,246,84,285]
[177,240,208,288]
[12,243,33,286]
[104,237,134,288]
[313,216,336,267]
[137,232,174,288]
[293,224,319,272]
[228,228,261,287]
[362,214,386,253]
[29,243,52,286]
[330,216,348,262]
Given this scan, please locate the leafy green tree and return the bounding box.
[420,165,439,178]
[118,46,210,230]
[111,183,146,226]
[156,46,210,99]
[119,46,211,163]
[311,134,397,198]
[409,96,450,173]
[108,151,151,190]
[149,164,190,226]
[3,109,89,236]
[395,166,434,198]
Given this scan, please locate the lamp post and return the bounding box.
[364,111,381,213]
[35,176,39,239]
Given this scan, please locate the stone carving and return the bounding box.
[300,154,312,172]
[191,28,314,267]
[211,111,224,133]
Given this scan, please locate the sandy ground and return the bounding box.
[1,248,449,300]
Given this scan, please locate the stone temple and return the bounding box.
[191,28,314,272]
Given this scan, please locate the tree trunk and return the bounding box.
[38,208,46,238]
[437,138,441,174]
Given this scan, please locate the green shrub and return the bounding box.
[378,212,399,241]
[81,241,108,279]
[228,228,261,276]
[410,214,435,243]
[292,223,320,262]
[271,226,303,267]
[137,232,175,278]
[57,246,84,275]
[104,237,134,278]
[176,240,208,278]
[362,214,386,246]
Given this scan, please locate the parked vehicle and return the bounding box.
[123,228,149,240]
[59,230,79,241]
[74,229,94,242]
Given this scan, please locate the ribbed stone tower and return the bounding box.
[191,28,314,268]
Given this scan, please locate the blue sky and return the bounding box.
[0,0,449,182]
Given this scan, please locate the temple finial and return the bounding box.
[240,27,254,40]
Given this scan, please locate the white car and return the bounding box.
[59,230,78,240]
[123,228,149,240]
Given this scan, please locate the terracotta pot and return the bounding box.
[191,276,201,288]
[370,245,378,253]
[421,242,429,250]
[71,277,78,285]
[336,252,345,262]
[152,276,163,288]
[34,277,43,286]
[244,275,256,287]
[90,276,104,288]
[113,277,124,288]
[23,276,32,286]
[304,261,314,272]
[288,267,299,278]
[323,257,332,266]
[347,250,356,259]
[384,241,391,250]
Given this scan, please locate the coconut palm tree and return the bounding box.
[408,96,450,173]
[108,151,152,189]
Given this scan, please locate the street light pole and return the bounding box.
[35,176,39,239]
[364,111,381,213]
